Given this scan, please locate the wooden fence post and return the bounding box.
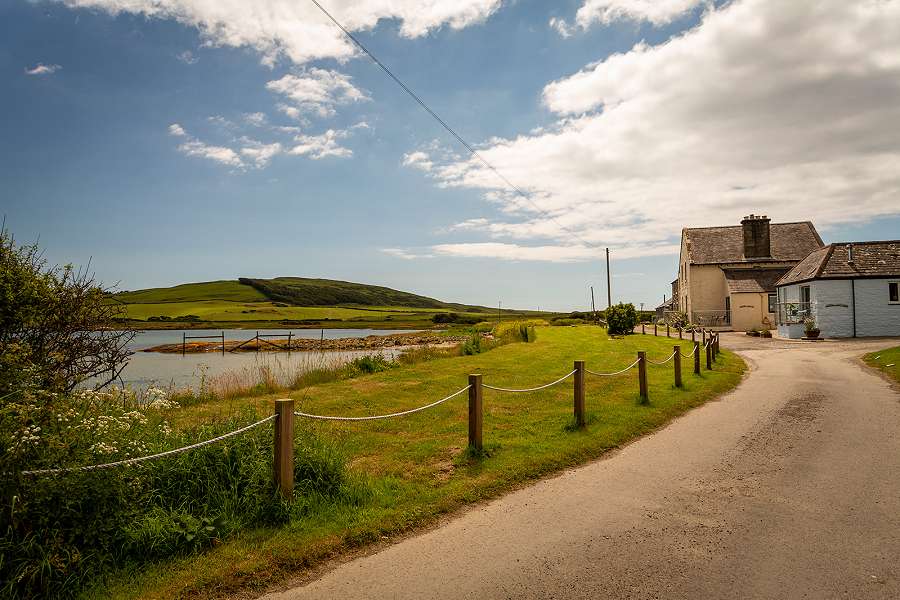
[468,374,483,451]
[691,328,696,343]
[666,324,670,337]
[674,346,682,388]
[574,360,585,428]
[706,341,713,370]
[654,323,658,336]
[274,399,294,499]
[715,334,720,359]
[702,328,707,348]
[642,322,645,335]
[693,341,701,375]
[638,351,648,404]
[678,327,683,340]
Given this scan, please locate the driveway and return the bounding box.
[261,335,900,600]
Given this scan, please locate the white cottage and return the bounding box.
[775,241,900,338]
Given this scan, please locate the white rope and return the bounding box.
[646,352,677,366]
[22,414,277,476]
[586,359,641,377]
[483,370,577,393]
[680,346,698,358]
[294,385,470,421]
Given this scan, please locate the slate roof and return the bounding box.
[724,268,790,293]
[683,221,823,264]
[777,241,900,286]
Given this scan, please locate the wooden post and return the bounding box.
[694,341,701,375]
[715,334,720,359]
[638,351,648,404]
[674,345,682,388]
[274,399,294,498]
[666,324,670,337]
[691,328,696,343]
[221,331,225,356]
[702,328,707,348]
[574,361,586,428]
[654,323,658,336]
[642,322,645,335]
[706,342,713,370]
[468,374,483,451]
[287,332,293,351]
[182,332,186,357]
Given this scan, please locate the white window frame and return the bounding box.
[889,281,900,304]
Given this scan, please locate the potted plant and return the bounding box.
[803,317,820,339]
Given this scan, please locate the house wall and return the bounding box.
[730,292,776,331]
[687,265,728,313]
[777,278,900,338]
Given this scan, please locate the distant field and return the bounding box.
[120,301,433,323]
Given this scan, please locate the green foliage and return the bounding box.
[0,228,135,396]
[605,303,638,335]
[665,310,689,329]
[551,318,584,326]
[431,312,482,325]
[0,390,356,599]
[348,354,396,375]
[461,334,484,356]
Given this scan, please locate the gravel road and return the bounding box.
[261,335,900,600]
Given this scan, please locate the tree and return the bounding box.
[0,228,135,397]
[605,302,638,335]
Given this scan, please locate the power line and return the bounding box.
[307,0,599,252]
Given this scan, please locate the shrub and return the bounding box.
[348,354,396,374]
[665,311,689,329]
[605,303,638,335]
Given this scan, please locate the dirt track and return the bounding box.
[261,334,900,600]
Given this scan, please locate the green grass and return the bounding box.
[119,301,426,323]
[864,346,900,384]
[92,326,744,600]
[115,281,268,304]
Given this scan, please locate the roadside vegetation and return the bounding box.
[864,346,900,384]
[96,324,743,600]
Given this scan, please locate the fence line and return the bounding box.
[21,414,277,476]
[483,370,576,393]
[293,385,471,421]
[585,359,640,377]
[646,351,677,366]
[680,346,698,358]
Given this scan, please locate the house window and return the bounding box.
[800,286,811,304]
[768,293,777,313]
[890,282,900,304]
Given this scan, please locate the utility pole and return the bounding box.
[590,286,596,317]
[498,300,501,325]
[605,247,612,308]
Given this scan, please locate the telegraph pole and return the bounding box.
[590,286,596,316]
[606,247,612,308]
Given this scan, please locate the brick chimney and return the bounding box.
[741,214,771,259]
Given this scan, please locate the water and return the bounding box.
[106,329,420,391]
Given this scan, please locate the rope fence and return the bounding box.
[21,329,724,498]
[483,370,576,393]
[294,385,470,421]
[586,359,640,377]
[21,414,277,476]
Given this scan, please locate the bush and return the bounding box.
[348,354,396,375]
[431,313,481,325]
[605,303,638,335]
[665,311,689,329]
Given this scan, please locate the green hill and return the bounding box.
[115,280,267,304]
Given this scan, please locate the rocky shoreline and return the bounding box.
[143,332,467,354]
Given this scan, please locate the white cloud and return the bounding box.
[402,151,433,171]
[548,17,573,38]
[59,0,501,66]
[239,139,283,168]
[407,0,900,262]
[381,248,433,260]
[288,129,353,160]
[266,69,369,118]
[168,123,187,137]
[25,63,62,76]
[575,0,706,27]
[176,49,198,64]
[243,112,268,127]
[178,139,243,167]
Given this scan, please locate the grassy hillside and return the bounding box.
[111,278,530,329]
[115,281,268,304]
[237,277,481,311]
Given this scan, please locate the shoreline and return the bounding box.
[143,332,468,354]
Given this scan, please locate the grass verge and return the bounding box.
[863,346,900,384]
[89,326,744,599]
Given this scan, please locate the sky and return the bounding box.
[2,0,899,312]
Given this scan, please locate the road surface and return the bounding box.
[261,335,900,600]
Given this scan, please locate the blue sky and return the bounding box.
[2,0,899,311]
